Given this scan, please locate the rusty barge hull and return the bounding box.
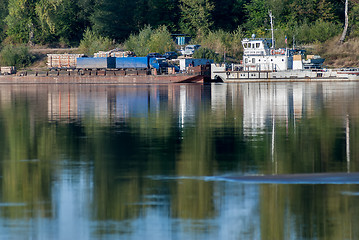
[0,73,207,84]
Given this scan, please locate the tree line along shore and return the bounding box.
[0,0,358,70]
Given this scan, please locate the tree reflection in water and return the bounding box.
[0,83,357,239]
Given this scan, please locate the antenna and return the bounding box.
[269,10,275,49]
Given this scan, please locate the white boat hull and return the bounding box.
[211,68,359,83]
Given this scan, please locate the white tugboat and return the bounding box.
[211,11,359,82]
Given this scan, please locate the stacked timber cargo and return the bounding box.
[111,51,135,57]
[1,66,16,75]
[94,49,135,58]
[47,54,85,69]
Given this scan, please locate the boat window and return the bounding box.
[245,58,248,63]
[256,43,260,48]
[243,43,247,48]
[252,58,255,63]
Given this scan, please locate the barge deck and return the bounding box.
[0,65,211,84]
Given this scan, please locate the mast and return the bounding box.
[269,10,275,49]
[346,114,350,172]
[293,35,295,50]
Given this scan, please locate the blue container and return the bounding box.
[176,37,184,45]
[115,57,149,69]
[76,57,116,69]
[176,36,191,45]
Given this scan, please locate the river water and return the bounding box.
[0,82,358,240]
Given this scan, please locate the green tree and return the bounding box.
[348,1,359,37]
[77,0,96,31]
[124,25,175,56]
[179,0,214,37]
[212,0,247,31]
[53,0,89,45]
[90,0,137,41]
[0,0,8,42]
[5,0,37,43]
[244,0,269,35]
[135,0,180,32]
[34,0,93,45]
[287,0,335,23]
[148,25,176,53]
[34,0,61,43]
[124,25,153,56]
[317,0,336,21]
[78,29,113,56]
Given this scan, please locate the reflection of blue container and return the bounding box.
[77,57,116,69]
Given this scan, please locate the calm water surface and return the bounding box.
[0,82,359,240]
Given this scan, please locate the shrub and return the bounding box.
[296,20,340,43]
[124,25,175,56]
[0,44,34,68]
[193,48,222,63]
[124,25,152,56]
[261,20,341,48]
[148,26,176,54]
[78,29,114,56]
[195,27,244,60]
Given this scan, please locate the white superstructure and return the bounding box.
[242,38,295,71]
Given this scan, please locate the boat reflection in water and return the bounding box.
[0,82,358,239]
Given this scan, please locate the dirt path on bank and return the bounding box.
[30,47,79,54]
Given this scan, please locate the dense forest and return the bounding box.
[0,0,358,66]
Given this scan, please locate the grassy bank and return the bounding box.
[316,36,359,68]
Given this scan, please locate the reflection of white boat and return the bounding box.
[210,12,359,83]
